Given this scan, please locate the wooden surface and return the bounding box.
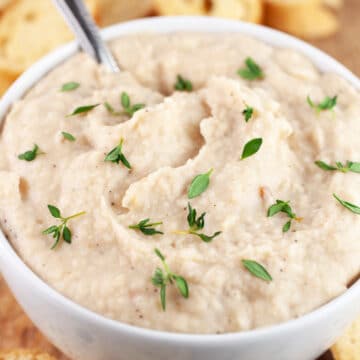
[0,1,359,359]
[309,0,360,76]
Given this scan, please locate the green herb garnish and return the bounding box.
[42,205,85,249]
[104,101,122,116]
[282,220,291,233]
[151,248,189,311]
[18,144,41,161]
[307,95,337,112]
[243,105,254,122]
[60,82,80,92]
[240,138,262,160]
[315,160,360,173]
[104,138,131,169]
[67,103,100,116]
[237,57,264,80]
[121,92,145,116]
[129,219,163,236]
[174,75,193,92]
[347,162,360,173]
[333,193,360,215]
[175,203,221,243]
[267,200,300,232]
[104,93,145,117]
[62,132,76,141]
[242,259,272,282]
[188,168,213,199]
[314,161,337,171]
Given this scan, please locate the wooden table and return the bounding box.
[309,0,360,76]
[0,1,359,358]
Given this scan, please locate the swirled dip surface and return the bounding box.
[0,33,359,333]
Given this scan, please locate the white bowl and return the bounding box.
[0,17,359,360]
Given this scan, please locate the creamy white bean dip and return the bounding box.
[0,33,359,333]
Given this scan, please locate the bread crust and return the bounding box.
[0,0,98,95]
[0,349,57,360]
[264,0,339,39]
[96,0,154,26]
[323,0,343,10]
[154,0,263,23]
[332,317,360,360]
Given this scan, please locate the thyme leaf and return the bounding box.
[240,138,262,160]
[174,75,193,92]
[188,168,213,199]
[18,144,40,161]
[315,160,360,173]
[121,92,145,116]
[242,259,272,282]
[62,132,76,141]
[237,57,264,80]
[61,82,80,92]
[307,95,337,112]
[129,218,163,236]
[333,193,360,215]
[67,104,100,116]
[243,105,254,122]
[267,200,299,233]
[104,138,132,169]
[176,203,221,243]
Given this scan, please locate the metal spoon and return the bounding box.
[52,0,120,72]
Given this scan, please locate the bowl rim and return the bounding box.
[0,16,359,343]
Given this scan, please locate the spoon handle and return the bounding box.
[52,0,120,72]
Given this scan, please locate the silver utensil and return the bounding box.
[52,0,120,72]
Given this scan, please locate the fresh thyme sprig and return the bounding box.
[237,57,264,80]
[175,203,221,243]
[104,138,131,169]
[18,144,42,161]
[174,75,193,92]
[104,92,144,117]
[151,248,189,311]
[267,200,301,232]
[307,95,337,113]
[315,160,360,173]
[42,205,86,249]
[129,219,163,235]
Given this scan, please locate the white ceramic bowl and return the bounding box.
[0,17,359,360]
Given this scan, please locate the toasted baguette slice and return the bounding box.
[264,0,339,39]
[154,0,205,15]
[0,62,18,95]
[97,0,154,26]
[0,0,98,75]
[0,0,11,11]
[0,349,57,360]
[0,0,98,95]
[332,317,360,360]
[205,0,263,23]
[323,0,343,9]
[154,0,263,23]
